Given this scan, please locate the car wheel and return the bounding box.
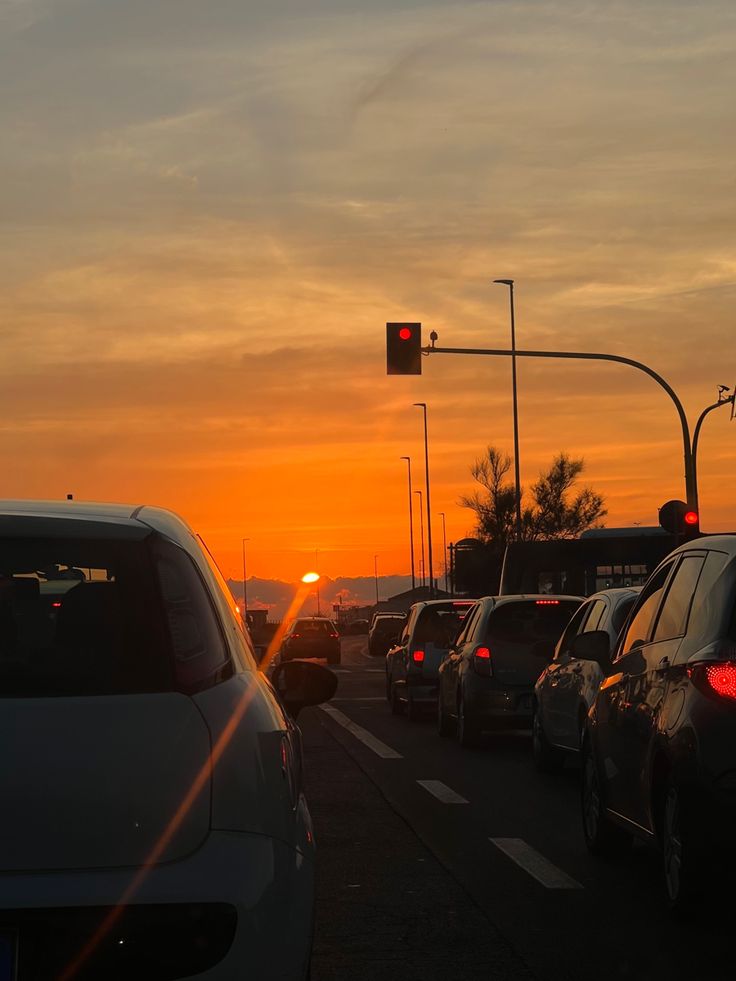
[390,682,405,716]
[457,694,481,748]
[581,740,631,856]
[437,693,455,737]
[406,691,421,722]
[532,706,564,772]
[662,782,704,913]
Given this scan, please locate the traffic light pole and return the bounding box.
[424,344,698,513]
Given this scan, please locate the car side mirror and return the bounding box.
[271,659,338,719]
[571,630,610,667]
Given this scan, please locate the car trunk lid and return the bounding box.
[0,693,211,872]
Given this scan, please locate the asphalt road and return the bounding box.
[303,636,732,981]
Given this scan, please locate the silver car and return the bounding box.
[0,500,335,980]
[532,587,640,770]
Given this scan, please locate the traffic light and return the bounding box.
[386,322,422,375]
[658,499,701,542]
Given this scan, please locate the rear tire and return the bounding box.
[390,682,405,716]
[406,691,421,722]
[532,707,564,772]
[662,782,705,914]
[437,693,455,737]
[581,740,632,856]
[457,694,481,748]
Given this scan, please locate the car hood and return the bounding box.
[0,693,210,872]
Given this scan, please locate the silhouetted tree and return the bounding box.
[460,447,606,554]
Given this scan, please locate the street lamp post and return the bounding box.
[414,489,426,588]
[400,456,416,591]
[691,390,736,511]
[413,402,434,596]
[241,538,249,618]
[494,279,523,540]
[438,512,448,594]
[315,547,321,615]
[374,554,379,605]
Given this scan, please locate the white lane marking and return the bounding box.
[489,838,583,889]
[319,705,403,759]
[417,780,469,804]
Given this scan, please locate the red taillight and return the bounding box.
[51,601,62,609]
[536,599,559,605]
[330,632,339,639]
[472,646,492,677]
[291,633,300,639]
[705,663,736,699]
[412,649,425,663]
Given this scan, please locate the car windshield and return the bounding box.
[0,536,171,697]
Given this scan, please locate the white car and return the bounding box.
[0,500,336,980]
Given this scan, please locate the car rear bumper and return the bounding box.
[0,830,314,980]
[467,685,534,728]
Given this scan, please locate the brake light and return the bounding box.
[536,600,560,605]
[705,663,736,699]
[51,601,62,609]
[291,632,300,639]
[329,632,339,639]
[473,646,493,677]
[412,649,425,663]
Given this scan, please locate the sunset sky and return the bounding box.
[2,0,735,585]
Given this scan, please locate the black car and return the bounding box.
[368,613,406,657]
[582,536,736,910]
[279,617,341,664]
[437,595,582,746]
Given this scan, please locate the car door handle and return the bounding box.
[654,656,670,675]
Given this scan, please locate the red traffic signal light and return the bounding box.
[659,500,700,541]
[386,322,422,375]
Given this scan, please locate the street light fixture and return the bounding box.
[493,279,523,540]
[438,512,448,594]
[413,402,434,596]
[414,489,426,588]
[400,456,416,592]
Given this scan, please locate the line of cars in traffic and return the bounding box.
[381,536,736,912]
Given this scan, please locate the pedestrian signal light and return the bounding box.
[386,322,422,375]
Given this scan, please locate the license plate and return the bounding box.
[0,932,17,981]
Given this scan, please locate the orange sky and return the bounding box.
[2,1,735,582]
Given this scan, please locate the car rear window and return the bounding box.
[375,616,405,634]
[485,600,580,646]
[414,603,473,646]
[294,620,335,635]
[0,536,172,697]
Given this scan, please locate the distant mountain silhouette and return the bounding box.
[225,574,413,620]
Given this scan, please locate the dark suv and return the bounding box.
[279,617,341,665]
[582,536,736,910]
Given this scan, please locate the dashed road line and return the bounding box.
[417,780,469,804]
[320,704,403,759]
[489,838,583,889]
